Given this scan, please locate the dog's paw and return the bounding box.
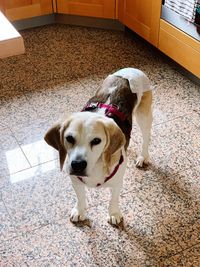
[108,212,123,225]
[135,155,149,168]
[70,207,86,223]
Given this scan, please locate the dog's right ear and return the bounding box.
[44,123,67,171]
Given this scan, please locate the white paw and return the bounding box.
[135,155,149,168]
[70,207,86,222]
[108,212,123,225]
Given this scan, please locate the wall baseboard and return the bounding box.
[12,14,55,30]
[55,14,124,31]
[12,13,124,31]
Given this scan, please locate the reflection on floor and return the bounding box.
[0,24,199,266]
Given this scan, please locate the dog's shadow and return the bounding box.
[70,218,92,228]
[69,163,199,264]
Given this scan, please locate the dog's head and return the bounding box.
[44,112,125,177]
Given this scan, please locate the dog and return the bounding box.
[44,68,153,225]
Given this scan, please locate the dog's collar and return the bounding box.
[82,102,127,122]
[77,154,124,187]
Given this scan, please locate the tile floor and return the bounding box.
[0,24,200,266]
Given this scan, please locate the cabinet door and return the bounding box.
[57,0,116,19]
[0,1,5,12]
[118,0,162,46]
[4,0,53,21]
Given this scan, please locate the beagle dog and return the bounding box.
[44,68,153,225]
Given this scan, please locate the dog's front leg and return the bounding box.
[70,179,87,222]
[108,184,123,225]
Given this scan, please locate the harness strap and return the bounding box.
[82,102,127,121]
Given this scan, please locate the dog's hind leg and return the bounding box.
[135,91,153,167]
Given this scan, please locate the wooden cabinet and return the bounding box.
[118,0,162,46]
[0,1,5,12]
[56,0,116,19]
[2,0,53,21]
[159,19,200,78]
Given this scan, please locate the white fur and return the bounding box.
[135,108,152,167]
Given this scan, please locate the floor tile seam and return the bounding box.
[55,223,88,267]
[5,125,59,171]
[151,167,200,195]
[161,222,185,252]
[114,186,191,254]
[15,157,58,171]
[1,198,20,241]
[181,241,200,253]
[9,113,59,132]
[159,163,200,178]
[149,198,200,253]
[4,115,44,132]
[4,158,59,179]
[152,112,196,127]
[0,221,52,249]
[161,241,200,262]
[1,164,34,178]
[149,149,200,173]
[20,87,46,117]
[7,127,32,169]
[160,250,185,263]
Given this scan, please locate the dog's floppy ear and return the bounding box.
[44,122,67,171]
[102,119,126,173]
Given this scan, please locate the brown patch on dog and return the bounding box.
[86,76,138,149]
[44,118,72,170]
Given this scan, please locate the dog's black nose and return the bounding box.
[71,160,87,173]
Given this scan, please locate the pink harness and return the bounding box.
[82,102,132,134]
[82,102,127,121]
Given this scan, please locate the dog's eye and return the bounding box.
[66,135,75,145]
[91,138,101,146]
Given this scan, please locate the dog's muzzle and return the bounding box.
[71,159,87,175]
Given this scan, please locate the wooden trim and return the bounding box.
[159,20,200,78]
[115,0,118,19]
[117,0,124,22]
[149,0,162,46]
[6,4,41,21]
[0,0,5,13]
[52,0,57,13]
[160,19,200,53]
[57,0,115,19]
[0,37,25,58]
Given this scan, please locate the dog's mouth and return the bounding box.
[69,170,87,177]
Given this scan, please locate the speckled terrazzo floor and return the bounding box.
[0,24,200,267]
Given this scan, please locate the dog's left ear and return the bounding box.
[102,119,126,173]
[44,123,67,170]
